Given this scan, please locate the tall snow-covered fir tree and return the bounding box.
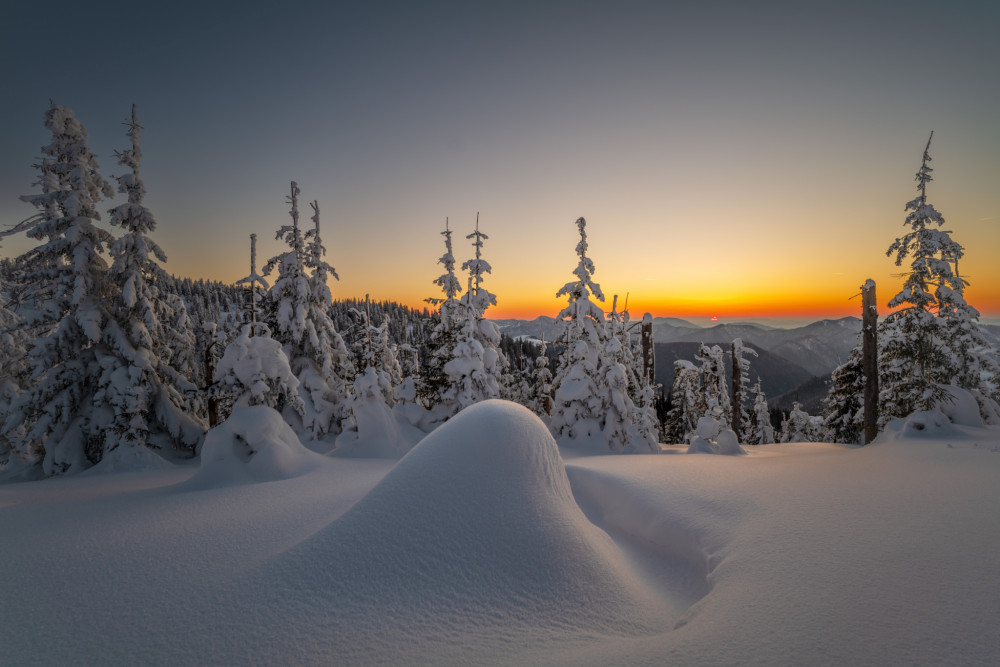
[263,183,354,439]
[301,200,355,436]
[549,217,651,452]
[3,103,117,474]
[879,132,999,424]
[447,216,505,409]
[102,104,204,454]
[420,219,465,423]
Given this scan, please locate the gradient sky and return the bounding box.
[2,0,998,324]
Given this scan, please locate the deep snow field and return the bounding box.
[1,400,999,666]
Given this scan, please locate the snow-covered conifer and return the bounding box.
[420,219,465,422]
[527,338,554,416]
[550,218,649,451]
[879,133,999,424]
[745,379,775,445]
[695,343,731,429]
[214,323,304,413]
[822,345,865,444]
[663,360,700,444]
[4,103,117,474]
[264,184,353,439]
[102,104,204,454]
[779,402,823,443]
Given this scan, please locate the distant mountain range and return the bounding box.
[496,316,862,378]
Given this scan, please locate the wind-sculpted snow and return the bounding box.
[219,399,674,663]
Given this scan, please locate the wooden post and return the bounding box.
[641,313,655,387]
[862,279,879,445]
[731,341,741,437]
[205,338,219,428]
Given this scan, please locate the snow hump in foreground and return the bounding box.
[230,399,670,662]
[184,405,325,488]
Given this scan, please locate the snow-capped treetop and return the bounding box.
[234,234,269,325]
[886,132,965,313]
[428,218,463,312]
[460,213,497,317]
[304,200,339,300]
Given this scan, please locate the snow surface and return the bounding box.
[1,399,998,665]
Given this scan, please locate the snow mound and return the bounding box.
[938,385,987,427]
[82,444,177,475]
[184,405,324,488]
[876,410,960,442]
[233,399,670,661]
[687,418,746,455]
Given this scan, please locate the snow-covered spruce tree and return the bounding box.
[879,132,999,424]
[214,322,304,413]
[606,297,658,451]
[263,183,353,439]
[303,200,355,429]
[102,104,204,454]
[4,103,117,474]
[695,343,731,429]
[337,300,404,450]
[731,339,758,442]
[745,379,774,445]
[527,338,554,416]
[662,360,700,445]
[442,216,506,407]
[779,402,824,443]
[419,219,464,423]
[822,344,865,444]
[550,217,648,452]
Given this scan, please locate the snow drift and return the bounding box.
[218,399,672,663]
[185,405,325,488]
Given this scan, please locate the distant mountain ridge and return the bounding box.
[495,316,862,378]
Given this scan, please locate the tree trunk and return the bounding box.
[641,313,655,386]
[205,343,219,428]
[862,279,879,445]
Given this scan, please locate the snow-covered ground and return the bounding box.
[1,400,998,665]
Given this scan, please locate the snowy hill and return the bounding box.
[1,400,998,665]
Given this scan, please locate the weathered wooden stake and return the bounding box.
[862,279,879,444]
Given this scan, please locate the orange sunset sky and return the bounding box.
[2,2,998,325]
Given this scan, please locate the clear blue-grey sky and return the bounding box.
[2,0,998,321]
